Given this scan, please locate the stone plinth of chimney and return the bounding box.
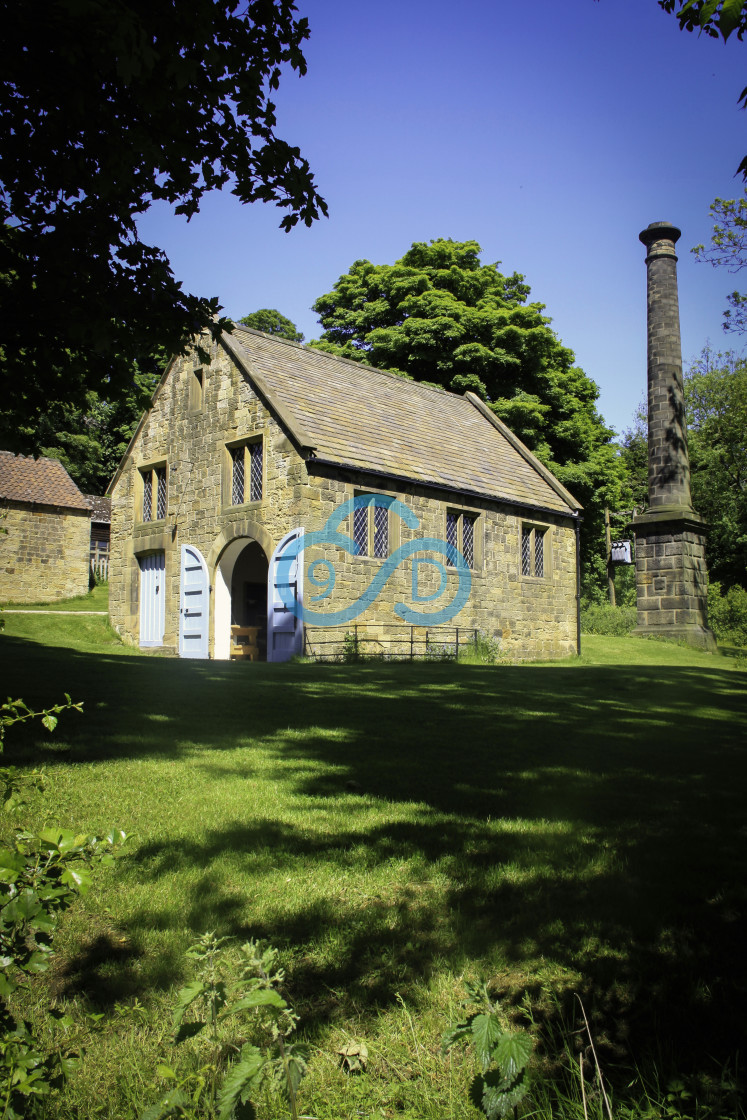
[630,221,716,651]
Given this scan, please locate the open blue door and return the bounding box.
[268,528,304,662]
[179,544,209,659]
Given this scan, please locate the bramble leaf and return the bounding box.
[60,1054,82,1078]
[0,849,25,880]
[0,972,18,997]
[61,864,92,893]
[3,887,42,923]
[38,828,79,855]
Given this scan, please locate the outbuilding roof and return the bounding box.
[225,327,581,516]
[0,451,91,512]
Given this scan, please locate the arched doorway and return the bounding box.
[213,537,269,660]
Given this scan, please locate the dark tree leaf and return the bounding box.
[0,1,326,451]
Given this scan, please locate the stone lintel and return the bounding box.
[132,527,172,554]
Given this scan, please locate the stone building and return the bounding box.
[108,327,582,660]
[0,451,92,603]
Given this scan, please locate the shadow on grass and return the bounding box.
[2,632,746,1071]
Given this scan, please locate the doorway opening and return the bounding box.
[214,538,269,660]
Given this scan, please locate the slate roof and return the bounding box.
[0,451,91,511]
[225,327,581,515]
[86,494,111,523]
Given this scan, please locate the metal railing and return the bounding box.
[303,623,480,662]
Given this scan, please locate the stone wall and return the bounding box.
[300,472,578,660]
[110,336,312,649]
[0,501,91,603]
[633,516,710,631]
[109,338,579,660]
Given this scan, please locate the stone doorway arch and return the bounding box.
[211,523,272,660]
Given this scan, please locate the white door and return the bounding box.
[268,528,304,662]
[139,552,165,647]
[179,544,209,659]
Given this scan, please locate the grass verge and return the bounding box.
[1,580,110,612]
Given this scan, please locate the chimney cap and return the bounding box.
[639,221,681,247]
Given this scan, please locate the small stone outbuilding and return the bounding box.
[0,452,92,603]
[108,327,583,660]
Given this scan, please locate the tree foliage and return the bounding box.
[239,309,304,341]
[659,0,747,42]
[618,398,649,511]
[657,1,747,177]
[311,238,627,593]
[38,361,164,494]
[0,0,326,453]
[692,192,747,332]
[685,348,747,588]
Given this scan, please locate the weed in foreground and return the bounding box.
[144,933,307,1120]
[442,979,532,1118]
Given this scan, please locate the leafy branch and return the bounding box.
[0,695,130,1119]
[658,0,747,42]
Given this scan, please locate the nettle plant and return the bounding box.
[0,693,129,1119]
[145,933,308,1120]
[442,980,533,1120]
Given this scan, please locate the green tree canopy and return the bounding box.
[618,399,649,512]
[0,0,326,453]
[239,309,304,341]
[692,191,747,332]
[38,359,164,495]
[311,238,627,593]
[685,348,747,588]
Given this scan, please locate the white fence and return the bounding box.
[90,543,109,582]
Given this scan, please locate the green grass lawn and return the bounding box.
[0,614,745,1119]
[1,580,110,612]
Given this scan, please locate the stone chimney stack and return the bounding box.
[639,222,693,511]
[631,221,716,650]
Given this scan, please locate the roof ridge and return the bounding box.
[230,324,452,398]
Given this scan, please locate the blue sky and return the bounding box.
[137,0,747,437]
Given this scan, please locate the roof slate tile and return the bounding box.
[0,452,91,511]
[230,328,578,515]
